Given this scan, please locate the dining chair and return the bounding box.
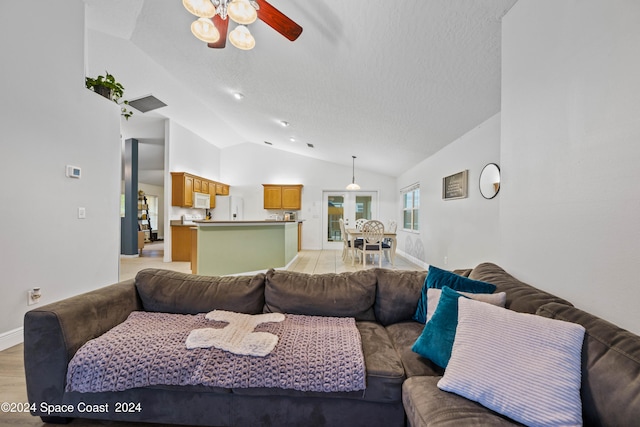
[383,220,397,263]
[338,218,354,262]
[354,220,385,267]
[355,218,368,230]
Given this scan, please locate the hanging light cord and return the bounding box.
[351,156,357,184]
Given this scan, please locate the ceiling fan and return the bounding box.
[183,0,303,50]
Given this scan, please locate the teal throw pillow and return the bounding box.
[412,286,467,368]
[413,265,496,323]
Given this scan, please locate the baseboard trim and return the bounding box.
[0,327,23,351]
[396,250,429,270]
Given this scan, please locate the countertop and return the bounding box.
[194,220,302,226]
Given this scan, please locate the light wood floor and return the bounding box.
[0,244,423,426]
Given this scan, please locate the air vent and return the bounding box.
[307,143,314,148]
[264,141,273,145]
[128,95,167,113]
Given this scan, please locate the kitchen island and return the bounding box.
[192,220,299,276]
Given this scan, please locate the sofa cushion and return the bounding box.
[264,269,377,321]
[135,269,265,315]
[468,262,573,313]
[537,302,640,426]
[438,298,585,427]
[413,266,496,323]
[402,376,518,427]
[232,321,405,404]
[374,269,426,326]
[385,322,443,378]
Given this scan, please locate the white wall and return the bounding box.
[0,0,121,346]
[396,114,502,270]
[164,120,222,261]
[501,0,640,333]
[220,143,398,250]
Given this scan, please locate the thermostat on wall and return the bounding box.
[66,165,81,179]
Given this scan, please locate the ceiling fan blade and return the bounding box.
[255,0,303,41]
[207,14,228,48]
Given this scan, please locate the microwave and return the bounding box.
[193,192,210,209]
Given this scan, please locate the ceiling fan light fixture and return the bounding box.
[228,0,258,25]
[229,25,255,50]
[191,17,221,43]
[183,0,216,18]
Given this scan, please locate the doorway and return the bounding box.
[322,191,378,249]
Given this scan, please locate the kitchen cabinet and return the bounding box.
[263,184,303,210]
[208,183,217,209]
[171,172,195,207]
[172,172,228,208]
[216,183,230,195]
[171,225,194,261]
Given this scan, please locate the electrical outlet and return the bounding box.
[27,288,42,306]
[444,256,448,265]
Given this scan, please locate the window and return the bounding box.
[402,185,419,232]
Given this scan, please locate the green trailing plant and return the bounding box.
[85,71,133,120]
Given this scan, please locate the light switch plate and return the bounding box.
[78,207,86,219]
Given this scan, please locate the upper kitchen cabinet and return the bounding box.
[172,172,228,208]
[172,172,194,207]
[263,184,303,210]
[216,183,230,196]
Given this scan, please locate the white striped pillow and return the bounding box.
[438,298,585,427]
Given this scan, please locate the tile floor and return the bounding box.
[0,243,423,427]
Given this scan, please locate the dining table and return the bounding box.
[346,228,397,266]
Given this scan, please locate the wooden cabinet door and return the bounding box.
[184,175,194,206]
[263,185,283,209]
[216,183,230,196]
[193,178,202,193]
[171,226,192,261]
[201,180,209,194]
[281,185,302,210]
[209,181,216,208]
[171,172,194,207]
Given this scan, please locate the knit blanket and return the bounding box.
[66,311,366,393]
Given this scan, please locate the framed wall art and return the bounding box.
[442,170,468,200]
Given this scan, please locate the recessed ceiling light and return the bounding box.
[279,120,290,127]
[233,92,244,100]
[289,137,296,143]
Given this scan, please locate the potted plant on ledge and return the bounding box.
[85,71,133,120]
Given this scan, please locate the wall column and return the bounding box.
[121,138,139,255]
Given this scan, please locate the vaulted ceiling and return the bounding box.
[85,0,517,181]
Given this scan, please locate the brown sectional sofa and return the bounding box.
[23,263,640,426]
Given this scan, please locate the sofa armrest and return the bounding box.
[24,279,141,406]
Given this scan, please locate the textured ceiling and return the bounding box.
[85,0,517,179]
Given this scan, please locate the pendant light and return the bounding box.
[346,156,361,190]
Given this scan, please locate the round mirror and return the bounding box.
[479,163,501,199]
